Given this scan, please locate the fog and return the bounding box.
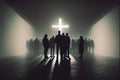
[0,1,35,56]
[87,6,119,58]
[0,1,119,58]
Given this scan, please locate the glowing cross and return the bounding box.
[52,18,69,33]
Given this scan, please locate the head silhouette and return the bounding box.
[66,33,68,36]
[52,36,54,38]
[45,34,47,38]
[58,30,61,35]
[80,36,83,39]
[62,33,65,36]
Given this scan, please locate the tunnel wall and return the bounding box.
[87,6,119,58]
[0,1,35,56]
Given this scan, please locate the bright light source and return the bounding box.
[52,18,69,33]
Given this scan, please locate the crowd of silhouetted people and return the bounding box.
[26,31,95,59]
[26,38,43,57]
[71,37,95,55]
[42,31,70,60]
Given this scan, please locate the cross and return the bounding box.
[52,18,69,33]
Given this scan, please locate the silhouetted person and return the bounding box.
[91,39,95,54]
[49,36,55,57]
[65,33,70,58]
[33,38,40,56]
[55,31,62,58]
[88,39,91,53]
[27,39,34,56]
[71,39,76,51]
[61,33,66,60]
[79,36,84,58]
[39,39,43,52]
[84,38,88,54]
[42,34,49,59]
[76,39,79,53]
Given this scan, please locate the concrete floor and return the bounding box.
[0,52,119,80]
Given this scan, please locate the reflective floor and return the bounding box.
[0,52,119,80]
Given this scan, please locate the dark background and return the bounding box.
[3,0,119,38]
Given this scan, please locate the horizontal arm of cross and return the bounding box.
[52,25,59,28]
[62,25,69,28]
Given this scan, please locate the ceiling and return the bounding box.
[4,0,119,30]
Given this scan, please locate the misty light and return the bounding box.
[88,7,119,58]
[3,9,35,56]
[52,18,69,33]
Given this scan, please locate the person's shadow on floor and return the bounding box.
[27,57,53,80]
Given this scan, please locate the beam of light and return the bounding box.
[87,7,119,58]
[52,18,69,33]
[70,54,76,63]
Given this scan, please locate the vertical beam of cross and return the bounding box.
[52,18,69,33]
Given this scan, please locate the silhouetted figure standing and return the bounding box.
[27,39,34,56]
[91,39,95,54]
[42,34,49,59]
[71,39,76,51]
[49,36,55,57]
[55,31,62,58]
[33,38,40,56]
[84,38,88,54]
[79,36,84,58]
[88,39,91,53]
[76,39,79,53]
[39,39,43,52]
[61,33,66,60]
[65,33,70,58]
